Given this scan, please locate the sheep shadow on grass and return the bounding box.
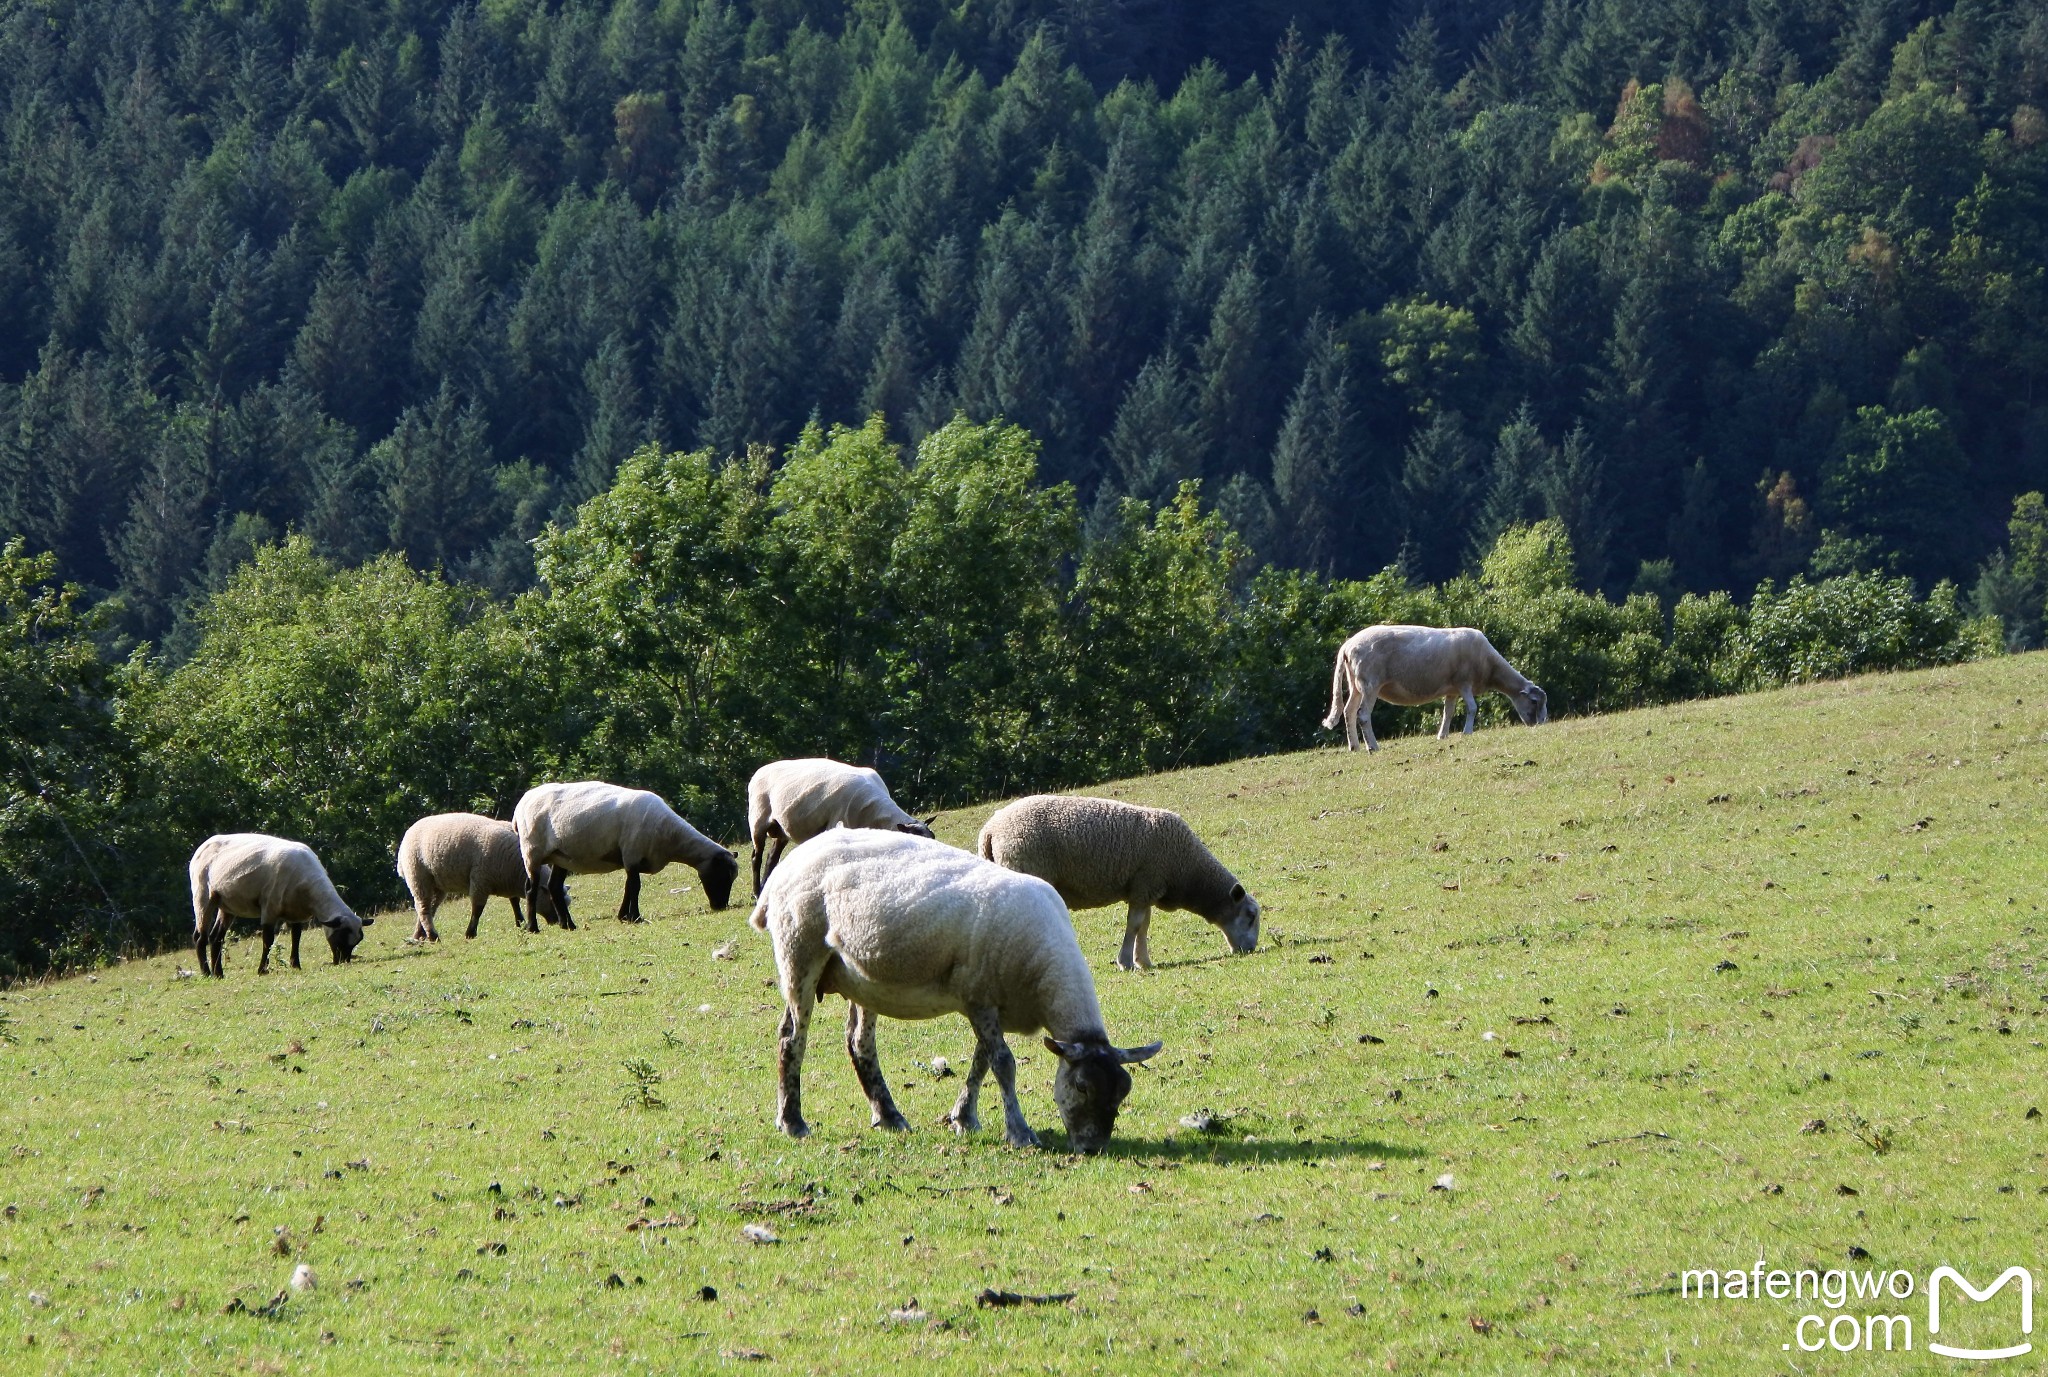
[1145,936,1353,973]
[1066,1133,1427,1165]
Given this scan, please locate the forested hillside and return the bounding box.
[1,0,2044,651]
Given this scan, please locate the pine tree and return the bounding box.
[109,408,214,645]
[1397,410,1480,584]
[1541,422,1612,589]
[1196,259,1268,482]
[1270,317,1354,573]
[1468,403,1552,563]
[373,383,502,573]
[1105,351,1202,507]
[572,334,651,501]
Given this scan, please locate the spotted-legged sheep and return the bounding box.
[189,833,372,977]
[977,794,1259,972]
[396,813,558,942]
[1322,624,1548,752]
[746,757,935,893]
[512,781,739,928]
[750,828,1160,1154]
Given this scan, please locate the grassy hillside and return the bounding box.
[3,657,2046,1373]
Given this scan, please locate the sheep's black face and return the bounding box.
[701,851,740,911]
[897,819,936,840]
[1214,884,1260,955]
[325,916,369,963]
[1044,1038,1162,1155]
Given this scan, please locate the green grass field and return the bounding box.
[4,656,2046,1373]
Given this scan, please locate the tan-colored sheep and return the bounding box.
[750,828,1160,1153]
[746,757,934,893]
[396,813,559,941]
[977,794,1260,972]
[189,833,372,977]
[512,781,739,927]
[1322,624,1548,752]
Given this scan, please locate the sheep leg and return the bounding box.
[194,903,215,977]
[458,893,485,940]
[1437,696,1455,740]
[522,873,543,932]
[616,867,644,922]
[410,890,439,944]
[1461,685,1478,735]
[549,869,574,931]
[966,1005,1038,1148]
[1353,680,1382,752]
[846,1004,910,1131]
[288,923,302,970]
[775,998,816,1138]
[762,833,789,888]
[943,1035,992,1135]
[208,913,226,978]
[1116,904,1155,972]
[257,924,277,975]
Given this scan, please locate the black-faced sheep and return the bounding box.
[750,829,1160,1154]
[189,833,372,977]
[977,794,1260,972]
[396,813,558,941]
[512,781,739,928]
[746,757,935,893]
[1322,624,1548,752]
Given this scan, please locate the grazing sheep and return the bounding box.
[746,757,935,893]
[189,833,372,977]
[512,781,739,929]
[1322,624,1548,753]
[977,795,1259,972]
[396,813,558,942]
[750,829,1161,1154]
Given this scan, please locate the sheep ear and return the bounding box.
[361,915,374,926]
[1229,883,1245,901]
[1114,1041,1162,1066]
[923,814,939,827]
[1042,1036,1079,1061]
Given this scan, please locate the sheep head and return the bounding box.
[1514,683,1550,725]
[1043,1037,1161,1154]
[322,913,371,963]
[700,850,741,911]
[1211,884,1260,955]
[896,815,938,840]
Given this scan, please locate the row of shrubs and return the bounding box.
[0,417,2000,979]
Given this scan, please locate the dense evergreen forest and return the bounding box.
[1,0,2045,653]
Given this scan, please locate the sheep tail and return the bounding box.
[1321,650,1350,730]
[748,892,770,932]
[976,829,993,861]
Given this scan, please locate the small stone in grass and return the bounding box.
[1431,1173,1455,1192]
[742,1223,779,1245]
[289,1264,316,1292]
[930,1056,952,1078]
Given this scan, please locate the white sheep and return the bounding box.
[749,828,1160,1154]
[1322,624,1548,752]
[189,833,372,977]
[512,781,739,927]
[977,795,1259,972]
[396,813,558,941]
[746,757,934,893]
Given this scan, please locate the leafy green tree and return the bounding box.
[149,538,548,902]
[0,542,179,977]
[1820,405,1970,583]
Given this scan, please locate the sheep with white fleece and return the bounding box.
[1322,624,1548,752]
[750,829,1160,1154]
[512,781,739,928]
[977,794,1259,972]
[396,813,557,941]
[189,833,372,977]
[746,757,934,893]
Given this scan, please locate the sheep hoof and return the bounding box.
[873,1113,912,1133]
[777,1116,811,1139]
[1005,1127,1041,1149]
[944,1113,979,1136]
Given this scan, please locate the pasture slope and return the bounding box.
[2,656,2046,1374]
